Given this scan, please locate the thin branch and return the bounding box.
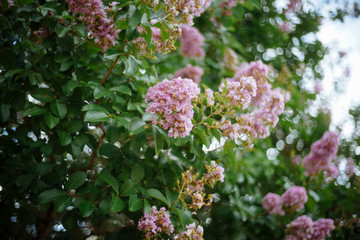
[100,55,120,85]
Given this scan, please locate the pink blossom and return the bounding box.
[286,0,302,13]
[138,206,174,239]
[218,118,241,140]
[174,65,204,84]
[145,77,200,138]
[312,218,335,240]
[262,193,284,215]
[292,155,302,165]
[180,25,205,59]
[314,81,323,93]
[204,161,225,186]
[282,186,308,212]
[66,0,120,52]
[303,131,340,176]
[279,21,292,33]
[174,223,204,240]
[324,165,339,181]
[285,215,314,240]
[220,76,257,110]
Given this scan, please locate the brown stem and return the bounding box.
[100,55,120,85]
[82,125,105,171]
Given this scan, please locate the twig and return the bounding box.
[100,55,120,85]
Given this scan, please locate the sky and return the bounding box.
[314,0,360,137]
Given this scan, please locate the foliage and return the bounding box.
[0,0,359,239]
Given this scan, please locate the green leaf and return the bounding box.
[84,110,109,122]
[174,208,193,229]
[65,171,87,190]
[123,56,138,76]
[99,143,120,158]
[110,193,124,212]
[82,104,110,114]
[31,88,55,103]
[75,24,87,38]
[131,164,144,182]
[153,127,164,155]
[79,201,96,217]
[38,189,66,205]
[129,117,146,135]
[45,112,59,129]
[99,197,111,215]
[94,87,108,99]
[192,126,209,147]
[50,100,67,119]
[55,23,71,37]
[23,104,47,117]
[119,179,137,197]
[56,130,72,146]
[129,195,143,212]
[127,5,142,28]
[174,135,191,146]
[54,195,72,212]
[109,85,132,96]
[145,189,169,207]
[62,210,77,230]
[105,119,122,144]
[98,171,119,195]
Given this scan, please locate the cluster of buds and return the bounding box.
[174,223,204,240]
[151,0,212,26]
[134,24,181,57]
[176,161,224,211]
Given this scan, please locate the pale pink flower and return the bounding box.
[180,25,205,59]
[138,206,174,239]
[282,186,308,212]
[145,77,200,138]
[285,215,314,240]
[174,65,204,84]
[174,223,204,240]
[312,218,335,240]
[262,193,285,215]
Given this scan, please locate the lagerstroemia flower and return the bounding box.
[66,0,120,51]
[174,65,204,84]
[262,193,284,215]
[303,131,340,176]
[174,223,204,240]
[220,76,257,110]
[138,206,174,239]
[285,215,314,240]
[180,25,205,59]
[346,158,355,177]
[324,165,339,181]
[145,77,200,138]
[312,218,335,240]
[204,161,225,186]
[163,0,212,25]
[282,186,308,212]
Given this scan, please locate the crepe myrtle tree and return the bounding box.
[0,0,359,239]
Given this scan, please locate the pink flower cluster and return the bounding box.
[138,206,174,239]
[220,76,257,110]
[262,193,285,215]
[219,0,240,15]
[145,77,200,138]
[303,131,340,176]
[174,223,204,240]
[217,118,241,140]
[204,160,225,186]
[180,25,205,59]
[174,65,204,84]
[279,21,292,34]
[282,186,308,211]
[162,0,212,25]
[262,186,307,215]
[67,0,119,51]
[286,215,335,240]
[346,158,355,177]
[286,0,302,13]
